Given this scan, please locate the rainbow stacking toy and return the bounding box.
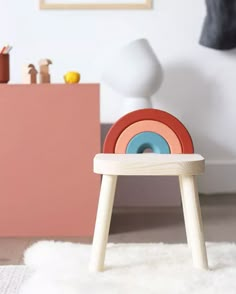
[103,109,194,154]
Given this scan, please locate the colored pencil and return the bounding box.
[0,46,6,54]
[5,46,12,54]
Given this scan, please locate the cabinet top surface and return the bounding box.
[0,83,100,96]
[0,83,99,87]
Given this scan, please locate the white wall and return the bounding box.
[1,0,236,195]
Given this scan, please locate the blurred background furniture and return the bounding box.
[0,84,100,236]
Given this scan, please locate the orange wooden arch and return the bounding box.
[114,120,182,154]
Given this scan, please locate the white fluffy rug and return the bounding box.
[19,241,236,294]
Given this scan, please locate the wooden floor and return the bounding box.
[0,194,235,265]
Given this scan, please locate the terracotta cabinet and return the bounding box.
[0,84,100,236]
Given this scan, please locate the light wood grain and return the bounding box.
[179,176,191,249]
[181,175,208,269]
[39,0,152,10]
[90,175,117,272]
[94,154,205,176]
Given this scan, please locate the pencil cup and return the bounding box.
[0,54,10,83]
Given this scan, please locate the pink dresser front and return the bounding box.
[0,84,100,236]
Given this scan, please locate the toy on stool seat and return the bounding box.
[90,108,208,273]
[103,109,194,154]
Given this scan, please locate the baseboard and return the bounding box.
[113,161,236,207]
[114,176,181,207]
[198,160,236,194]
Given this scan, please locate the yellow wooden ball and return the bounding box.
[64,71,81,84]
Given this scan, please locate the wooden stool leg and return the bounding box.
[89,174,118,272]
[181,175,208,270]
[179,176,191,249]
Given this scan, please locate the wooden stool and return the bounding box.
[89,154,208,272]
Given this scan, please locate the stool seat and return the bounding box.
[94,153,205,176]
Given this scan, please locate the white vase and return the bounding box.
[102,38,163,115]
